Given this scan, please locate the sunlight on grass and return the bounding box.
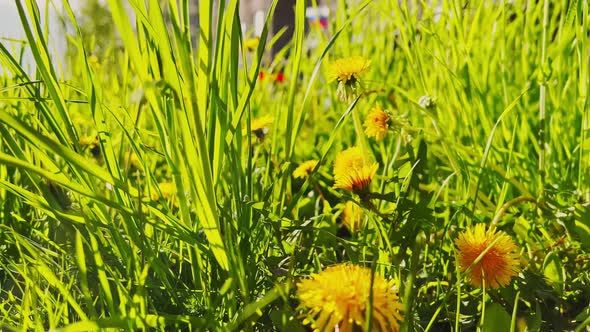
[1,0,590,330]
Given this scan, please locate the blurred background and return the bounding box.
[0,0,336,74]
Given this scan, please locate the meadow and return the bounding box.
[1,0,590,331]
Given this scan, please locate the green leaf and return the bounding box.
[481,303,511,332]
[542,251,565,294]
[527,302,543,332]
[573,204,590,248]
[228,284,284,330]
[270,306,306,332]
[575,306,590,323]
[58,321,100,332]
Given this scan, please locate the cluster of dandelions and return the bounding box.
[293,56,523,331]
[328,56,412,143]
[283,120,397,330]
[296,224,522,331]
[292,147,380,197]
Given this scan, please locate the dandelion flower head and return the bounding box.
[333,147,366,179]
[294,160,319,179]
[246,115,273,140]
[333,147,378,193]
[79,134,101,159]
[88,55,101,71]
[125,152,143,171]
[334,163,378,192]
[455,223,521,289]
[150,182,177,202]
[327,56,371,85]
[297,264,403,332]
[327,56,370,101]
[244,37,260,52]
[364,106,390,141]
[79,135,99,148]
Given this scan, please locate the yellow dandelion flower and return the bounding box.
[79,135,99,147]
[334,162,379,192]
[328,56,371,84]
[455,224,521,289]
[88,55,101,71]
[246,115,273,140]
[294,160,319,179]
[124,152,143,171]
[250,115,273,131]
[364,106,390,141]
[79,135,101,158]
[297,264,404,332]
[333,147,378,193]
[333,147,366,179]
[244,37,260,52]
[150,182,177,202]
[327,56,371,101]
[342,201,366,233]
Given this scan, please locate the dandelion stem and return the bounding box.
[491,196,537,226]
[479,278,487,329]
[510,291,521,332]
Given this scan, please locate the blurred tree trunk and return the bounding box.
[271,0,296,56]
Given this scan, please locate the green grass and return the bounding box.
[1,0,590,330]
